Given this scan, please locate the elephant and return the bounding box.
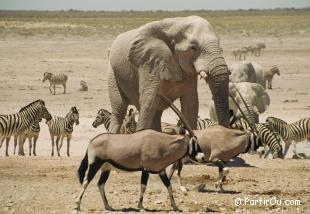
[107,16,230,133]
[209,82,270,122]
[229,61,257,83]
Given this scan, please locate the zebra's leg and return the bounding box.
[292,141,300,159]
[49,83,53,94]
[51,134,55,156]
[138,170,149,210]
[28,137,32,156]
[159,170,179,212]
[5,137,10,157]
[18,136,25,156]
[263,146,271,158]
[283,142,291,158]
[53,84,56,95]
[59,135,65,152]
[63,83,66,94]
[13,135,18,155]
[0,137,3,148]
[214,160,227,193]
[56,136,61,156]
[98,170,113,211]
[66,134,71,157]
[33,135,38,156]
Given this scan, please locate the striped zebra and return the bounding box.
[47,107,79,156]
[14,120,41,156]
[0,100,52,156]
[42,72,68,95]
[266,116,310,158]
[231,117,283,158]
[92,108,137,134]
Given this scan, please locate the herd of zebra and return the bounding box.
[88,106,310,160]
[1,98,309,159]
[232,42,266,60]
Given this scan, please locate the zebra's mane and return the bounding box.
[19,100,45,112]
[267,117,288,125]
[98,109,111,116]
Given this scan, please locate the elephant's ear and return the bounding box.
[128,24,183,81]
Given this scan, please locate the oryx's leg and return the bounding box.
[66,134,71,157]
[138,170,149,210]
[55,136,60,156]
[98,170,112,211]
[159,171,179,212]
[33,135,38,156]
[214,160,228,193]
[75,160,102,211]
[51,134,55,156]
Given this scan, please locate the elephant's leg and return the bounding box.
[136,70,160,131]
[180,85,198,129]
[108,72,128,133]
[152,110,163,131]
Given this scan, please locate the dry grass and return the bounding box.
[0,8,310,38]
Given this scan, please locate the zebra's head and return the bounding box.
[92,109,111,128]
[122,108,137,133]
[70,107,80,125]
[42,72,52,82]
[272,135,284,159]
[37,104,52,122]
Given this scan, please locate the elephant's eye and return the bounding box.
[190,45,197,51]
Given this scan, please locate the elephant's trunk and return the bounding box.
[194,42,231,127]
[207,68,230,128]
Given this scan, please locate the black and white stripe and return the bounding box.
[47,107,79,156]
[0,100,51,156]
[266,116,310,158]
[42,72,68,95]
[92,108,137,134]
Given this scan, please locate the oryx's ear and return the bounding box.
[128,21,182,81]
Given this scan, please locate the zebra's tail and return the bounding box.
[78,152,88,184]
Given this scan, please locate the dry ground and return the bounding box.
[0,10,310,213]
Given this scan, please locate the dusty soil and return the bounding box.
[0,21,310,213]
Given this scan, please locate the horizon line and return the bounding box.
[1,7,310,12]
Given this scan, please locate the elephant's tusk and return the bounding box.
[199,70,208,80]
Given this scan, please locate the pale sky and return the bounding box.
[0,0,309,11]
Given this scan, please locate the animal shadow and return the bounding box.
[225,157,255,168]
[115,207,170,212]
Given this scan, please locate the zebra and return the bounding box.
[264,66,280,89]
[47,107,79,156]
[231,116,283,158]
[14,120,41,156]
[92,108,137,134]
[254,42,266,56]
[266,116,310,158]
[42,72,68,95]
[0,100,52,156]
